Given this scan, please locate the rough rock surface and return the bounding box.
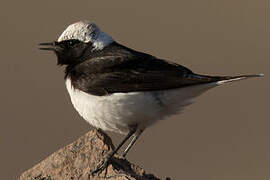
[19,129,162,180]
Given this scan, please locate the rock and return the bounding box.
[19,129,162,180]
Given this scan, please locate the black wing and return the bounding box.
[67,43,227,96]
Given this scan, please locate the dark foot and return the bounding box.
[90,157,111,177]
[118,154,127,160]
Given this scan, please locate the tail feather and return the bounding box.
[216,74,264,85]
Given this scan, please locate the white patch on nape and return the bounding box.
[57,21,114,50]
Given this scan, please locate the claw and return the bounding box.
[118,154,127,160]
[90,157,111,177]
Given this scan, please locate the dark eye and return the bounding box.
[66,39,80,46]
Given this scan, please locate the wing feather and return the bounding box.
[67,42,256,96]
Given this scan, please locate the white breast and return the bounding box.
[65,78,217,134]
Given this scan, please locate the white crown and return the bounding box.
[58,21,114,50]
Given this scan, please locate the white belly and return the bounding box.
[65,78,217,134]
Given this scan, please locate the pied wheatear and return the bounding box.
[39,20,263,175]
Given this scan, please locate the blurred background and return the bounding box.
[0,1,269,179]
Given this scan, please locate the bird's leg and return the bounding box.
[90,127,137,176]
[121,129,144,158]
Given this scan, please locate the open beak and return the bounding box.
[38,42,58,51]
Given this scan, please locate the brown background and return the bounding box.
[0,1,269,179]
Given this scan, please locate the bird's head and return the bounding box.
[39,21,114,65]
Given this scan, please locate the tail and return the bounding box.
[215,74,264,85]
[190,73,264,85]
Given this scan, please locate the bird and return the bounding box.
[39,20,263,175]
